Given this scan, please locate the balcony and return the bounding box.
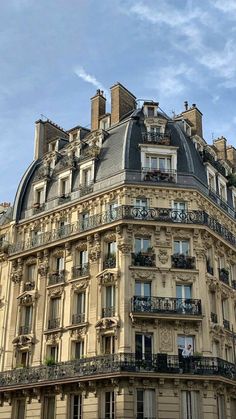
[218,268,229,285]
[0,354,235,391]
[211,312,218,324]
[102,306,115,317]
[18,325,31,335]
[131,252,156,267]
[8,207,236,256]
[48,270,65,286]
[79,183,94,197]
[72,264,89,278]
[131,297,202,317]
[58,194,71,205]
[142,131,171,146]
[142,167,176,183]
[72,313,85,325]
[48,318,60,330]
[32,203,45,215]
[171,254,196,270]
[223,319,230,331]
[23,281,35,292]
[103,255,116,269]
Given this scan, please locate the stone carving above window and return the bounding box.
[97,271,119,286]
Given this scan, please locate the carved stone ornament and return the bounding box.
[172,272,196,282]
[52,248,64,258]
[12,335,35,348]
[72,280,89,291]
[89,244,101,262]
[131,270,155,280]
[70,326,87,340]
[10,270,23,284]
[48,286,64,297]
[75,241,87,251]
[158,249,169,264]
[95,317,120,331]
[19,293,37,305]
[117,240,132,254]
[104,232,116,243]
[97,271,119,286]
[159,324,173,352]
[46,332,62,344]
[25,257,37,266]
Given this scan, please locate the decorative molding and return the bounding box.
[72,280,89,291]
[131,270,155,280]
[158,249,169,264]
[48,286,64,297]
[25,257,37,266]
[97,271,120,286]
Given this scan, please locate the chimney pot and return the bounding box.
[192,103,196,108]
[184,101,188,110]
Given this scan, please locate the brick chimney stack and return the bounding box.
[91,89,106,131]
[182,103,203,137]
[213,137,227,160]
[110,83,136,126]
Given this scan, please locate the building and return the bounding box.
[0,83,236,418]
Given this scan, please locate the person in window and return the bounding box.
[182,344,192,373]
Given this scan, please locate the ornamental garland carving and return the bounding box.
[48,286,64,297]
[131,270,155,280]
[104,232,116,243]
[12,335,35,348]
[72,280,89,291]
[75,241,87,251]
[52,248,64,258]
[25,257,37,266]
[70,326,87,340]
[46,332,62,344]
[172,272,196,282]
[95,318,120,330]
[117,240,132,254]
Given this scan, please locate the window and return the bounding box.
[137,389,156,419]
[145,155,171,171]
[13,399,26,419]
[225,346,233,362]
[43,396,55,419]
[176,285,192,299]
[27,264,36,282]
[103,286,115,317]
[219,182,226,200]
[60,177,70,196]
[82,168,92,186]
[107,241,117,257]
[135,238,151,253]
[135,198,148,209]
[181,391,200,419]
[16,351,29,368]
[230,398,236,419]
[217,395,226,419]
[173,201,186,222]
[212,341,220,357]
[210,292,217,315]
[81,212,89,230]
[73,292,86,324]
[47,345,58,362]
[102,335,115,354]
[35,188,44,205]
[49,297,61,328]
[56,256,64,272]
[20,305,33,334]
[206,247,214,275]
[108,202,118,220]
[208,172,216,191]
[174,240,190,256]
[178,335,195,353]
[149,125,161,134]
[135,282,151,297]
[135,333,152,359]
[70,394,82,419]
[221,299,229,321]
[104,391,114,419]
[147,106,155,117]
[73,341,84,360]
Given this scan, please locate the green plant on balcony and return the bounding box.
[44,357,56,366]
[227,173,236,188]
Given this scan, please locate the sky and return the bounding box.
[1,0,236,203]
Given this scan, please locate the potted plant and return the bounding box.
[44,356,56,366]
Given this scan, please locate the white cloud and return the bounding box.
[211,0,236,14]
[74,66,108,98]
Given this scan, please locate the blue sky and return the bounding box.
[1,0,236,203]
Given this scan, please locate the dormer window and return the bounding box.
[49,141,57,152]
[147,106,155,117]
[146,155,171,171]
[60,177,70,196]
[33,183,45,208]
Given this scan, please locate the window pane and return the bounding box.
[135,282,142,296]
[135,334,143,358]
[144,283,151,297]
[151,157,157,169]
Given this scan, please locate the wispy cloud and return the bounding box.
[74,66,108,98]
[211,0,236,14]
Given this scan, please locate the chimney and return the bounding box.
[213,137,227,160]
[182,103,203,137]
[110,83,136,126]
[226,146,236,169]
[91,89,106,131]
[34,120,68,159]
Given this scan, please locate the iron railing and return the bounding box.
[200,150,226,177]
[103,256,116,269]
[8,207,236,255]
[48,271,65,286]
[223,319,230,331]
[23,281,35,292]
[48,318,60,330]
[131,297,202,316]
[58,194,71,205]
[102,306,115,317]
[72,264,89,278]
[142,168,176,183]
[171,255,196,269]
[72,313,85,325]
[142,131,171,145]
[18,325,31,335]
[0,354,235,390]
[131,252,156,267]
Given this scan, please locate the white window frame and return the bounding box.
[34,181,46,205]
[80,161,94,187]
[136,388,156,419]
[181,390,200,419]
[70,394,82,419]
[58,170,72,197]
[206,166,216,191]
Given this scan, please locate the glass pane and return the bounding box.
[176,285,182,299]
[159,158,166,170]
[151,157,157,169]
[135,282,141,296]
[144,335,152,357]
[106,286,112,307]
[174,241,180,254]
[144,283,151,297]
[143,239,150,251]
[135,334,143,358]
[135,239,141,253]
[182,241,189,255]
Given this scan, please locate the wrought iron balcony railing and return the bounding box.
[18,325,31,335]
[79,183,94,197]
[218,268,230,285]
[142,131,171,145]
[23,281,35,292]
[131,252,156,267]
[102,306,115,317]
[171,254,196,270]
[8,207,236,255]
[0,354,235,390]
[32,203,45,215]
[72,263,89,279]
[131,297,202,316]
[58,194,71,205]
[223,319,230,331]
[211,312,218,324]
[72,313,85,325]
[103,255,116,269]
[48,318,60,330]
[48,270,65,286]
[200,150,226,177]
[142,167,176,183]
